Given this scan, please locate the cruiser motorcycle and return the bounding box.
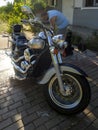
[7,6,91,115]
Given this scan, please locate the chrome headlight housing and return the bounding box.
[52,34,64,43]
[38,32,46,40]
[52,34,67,48]
[27,37,45,49]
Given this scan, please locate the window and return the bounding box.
[85,0,98,7]
[49,0,57,7]
[94,0,98,6]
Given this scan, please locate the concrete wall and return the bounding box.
[62,0,74,24]
[48,0,98,29]
[73,8,98,29]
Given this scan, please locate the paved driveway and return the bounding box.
[0,36,98,130]
[0,35,9,49]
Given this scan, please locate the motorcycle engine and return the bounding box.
[11,35,28,59]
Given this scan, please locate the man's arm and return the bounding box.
[49,16,57,30]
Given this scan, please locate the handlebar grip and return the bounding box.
[21,19,28,23]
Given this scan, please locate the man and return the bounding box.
[34,3,69,38]
[41,10,69,38]
[34,3,73,56]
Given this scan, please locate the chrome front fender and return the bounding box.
[38,63,88,85]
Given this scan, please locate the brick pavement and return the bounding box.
[0,49,98,130]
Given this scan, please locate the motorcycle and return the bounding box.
[6,6,91,115]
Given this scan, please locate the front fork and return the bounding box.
[50,48,65,95]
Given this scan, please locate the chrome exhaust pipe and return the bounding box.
[11,56,24,63]
[12,61,31,74]
[12,59,36,80]
[15,75,26,80]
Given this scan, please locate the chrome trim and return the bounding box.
[12,60,36,74]
[51,53,65,94]
[11,56,24,63]
[15,75,26,80]
[12,61,29,74]
[86,77,92,82]
[57,52,62,63]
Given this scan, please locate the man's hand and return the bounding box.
[50,16,57,30]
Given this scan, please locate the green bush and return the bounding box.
[71,34,82,45]
[85,36,98,51]
[71,33,98,52]
[0,22,8,33]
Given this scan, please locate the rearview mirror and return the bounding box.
[21,6,33,15]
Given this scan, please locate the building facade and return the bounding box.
[48,0,98,29]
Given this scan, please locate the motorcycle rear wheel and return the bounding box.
[44,72,91,115]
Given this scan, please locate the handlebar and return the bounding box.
[21,18,54,35]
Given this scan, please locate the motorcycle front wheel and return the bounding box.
[44,72,91,115]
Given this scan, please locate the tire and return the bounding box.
[44,72,91,115]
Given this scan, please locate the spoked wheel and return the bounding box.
[45,72,91,115]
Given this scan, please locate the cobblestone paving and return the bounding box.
[0,50,98,130]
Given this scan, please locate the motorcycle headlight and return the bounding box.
[24,48,31,62]
[52,34,67,49]
[52,34,64,43]
[58,41,68,48]
[27,37,45,49]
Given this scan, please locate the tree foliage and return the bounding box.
[0,0,48,32]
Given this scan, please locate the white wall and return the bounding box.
[62,0,74,24]
[74,0,83,7]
